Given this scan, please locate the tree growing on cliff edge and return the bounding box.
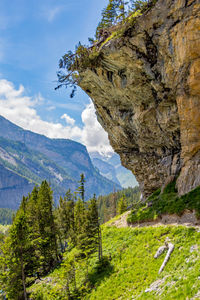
[116,0,129,21]
[96,0,149,38]
[56,0,151,96]
[96,0,117,39]
[129,0,149,11]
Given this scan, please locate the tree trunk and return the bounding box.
[98,226,103,261]
[66,278,70,300]
[20,248,27,300]
[73,263,76,291]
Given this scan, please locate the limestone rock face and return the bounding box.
[79,0,200,198]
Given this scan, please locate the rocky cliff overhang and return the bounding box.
[78,0,200,199]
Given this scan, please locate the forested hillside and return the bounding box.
[0,176,104,299]
[0,116,121,209]
[0,208,15,225]
[97,186,140,223]
[1,180,200,300]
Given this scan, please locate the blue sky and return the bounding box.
[0,0,114,154]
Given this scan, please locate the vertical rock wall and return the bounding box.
[79,0,200,198]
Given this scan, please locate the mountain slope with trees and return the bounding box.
[97,186,140,223]
[22,223,200,299]
[0,177,103,299]
[0,116,121,209]
[0,208,15,225]
[1,180,200,300]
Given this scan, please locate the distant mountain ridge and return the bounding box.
[90,152,138,188]
[0,116,121,209]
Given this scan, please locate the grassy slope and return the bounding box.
[127,181,200,224]
[0,224,10,234]
[30,225,200,299]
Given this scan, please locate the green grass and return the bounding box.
[0,224,10,235]
[29,225,200,299]
[127,181,200,224]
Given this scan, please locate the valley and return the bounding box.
[0,0,200,299]
[0,116,122,209]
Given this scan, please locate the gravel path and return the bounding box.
[108,210,200,229]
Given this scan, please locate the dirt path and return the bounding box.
[108,210,200,229]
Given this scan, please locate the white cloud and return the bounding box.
[0,79,82,140]
[80,101,114,155]
[0,79,113,155]
[33,93,44,105]
[61,113,75,126]
[41,6,63,22]
[46,105,56,111]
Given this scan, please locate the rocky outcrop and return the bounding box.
[78,0,200,199]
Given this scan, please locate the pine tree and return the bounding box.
[111,187,117,218]
[104,0,118,26]
[3,210,30,300]
[74,198,86,252]
[19,195,28,212]
[37,180,58,273]
[116,0,129,21]
[0,190,43,299]
[0,233,5,297]
[78,173,85,202]
[61,248,81,298]
[25,186,41,276]
[1,182,61,298]
[75,194,103,262]
[87,195,103,261]
[96,0,117,39]
[117,194,127,214]
[57,189,75,251]
[129,0,149,11]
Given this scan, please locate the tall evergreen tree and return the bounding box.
[129,0,149,11]
[74,198,87,252]
[87,195,103,261]
[116,0,129,21]
[25,186,41,276]
[111,187,117,218]
[61,247,81,298]
[96,0,117,38]
[37,180,58,273]
[57,189,75,251]
[117,194,127,214]
[78,173,85,202]
[3,210,30,300]
[1,190,41,299]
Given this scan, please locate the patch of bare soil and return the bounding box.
[109,210,200,229]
